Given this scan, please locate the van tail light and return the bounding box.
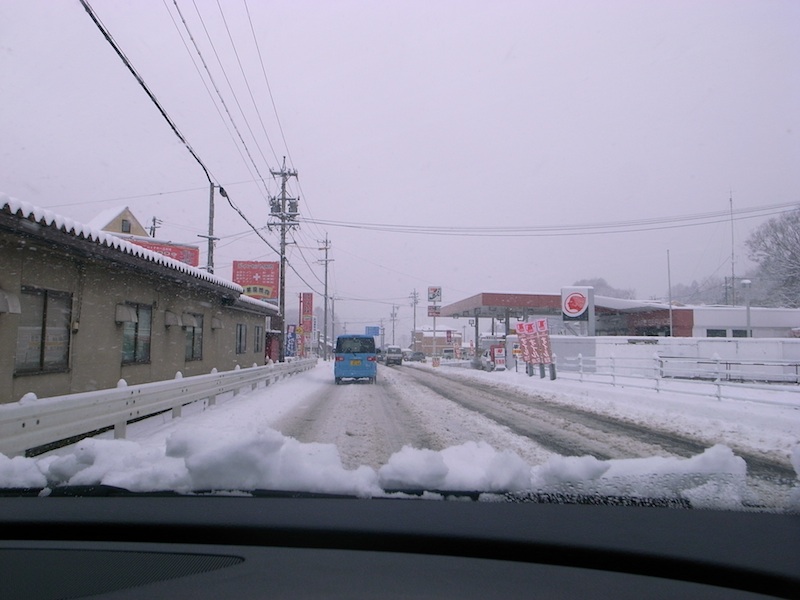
[367,356,377,362]
[335,356,344,362]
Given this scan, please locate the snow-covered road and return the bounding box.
[267,362,796,484]
[5,359,797,509]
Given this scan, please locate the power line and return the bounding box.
[213,0,280,171]
[79,0,215,185]
[161,0,270,198]
[301,202,798,238]
[172,0,271,199]
[242,0,325,242]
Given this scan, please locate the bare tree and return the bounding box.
[668,278,726,305]
[745,208,800,308]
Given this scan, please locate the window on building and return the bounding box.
[121,219,131,233]
[236,323,247,354]
[732,329,748,338]
[121,303,152,364]
[14,287,72,374]
[706,329,727,338]
[185,314,204,361]
[254,325,264,354]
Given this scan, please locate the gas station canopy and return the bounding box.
[439,292,563,320]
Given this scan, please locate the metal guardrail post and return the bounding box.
[654,353,661,393]
[611,355,616,387]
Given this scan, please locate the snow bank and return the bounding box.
[3,427,792,510]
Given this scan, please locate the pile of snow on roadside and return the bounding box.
[2,425,791,510]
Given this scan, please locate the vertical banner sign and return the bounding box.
[296,326,305,358]
[515,323,530,363]
[301,292,313,356]
[232,261,280,300]
[285,325,297,358]
[524,321,540,364]
[446,330,452,344]
[537,318,553,364]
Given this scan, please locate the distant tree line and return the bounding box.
[571,278,635,299]
[665,208,800,308]
[577,208,800,308]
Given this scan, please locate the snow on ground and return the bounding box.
[427,360,800,469]
[0,361,798,510]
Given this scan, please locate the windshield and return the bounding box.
[335,337,376,354]
[0,0,799,515]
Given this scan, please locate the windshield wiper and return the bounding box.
[0,486,692,506]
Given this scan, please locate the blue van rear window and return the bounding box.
[336,337,375,353]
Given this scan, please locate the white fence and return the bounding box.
[0,359,316,457]
[554,353,800,404]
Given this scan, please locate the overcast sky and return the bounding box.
[2,0,798,336]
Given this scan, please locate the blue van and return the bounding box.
[334,334,377,384]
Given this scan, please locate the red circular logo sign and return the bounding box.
[564,292,587,316]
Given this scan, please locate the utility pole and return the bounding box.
[331,296,336,347]
[268,157,299,361]
[198,184,225,273]
[729,191,736,306]
[318,236,333,360]
[409,289,419,350]
[197,183,228,273]
[149,216,162,237]
[390,305,399,345]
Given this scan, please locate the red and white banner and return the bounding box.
[516,320,552,365]
[232,261,279,300]
[536,318,553,364]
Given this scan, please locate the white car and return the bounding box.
[384,345,403,365]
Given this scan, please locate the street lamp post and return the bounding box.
[741,279,752,337]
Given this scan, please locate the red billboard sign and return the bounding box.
[232,261,279,300]
[129,239,200,267]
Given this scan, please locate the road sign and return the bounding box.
[365,326,380,336]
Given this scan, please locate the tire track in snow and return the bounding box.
[270,374,437,470]
[400,367,797,483]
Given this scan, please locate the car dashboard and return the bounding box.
[1,494,798,599]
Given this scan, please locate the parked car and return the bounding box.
[409,351,426,363]
[384,345,403,365]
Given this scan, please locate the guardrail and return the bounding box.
[0,359,317,457]
[553,354,800,404]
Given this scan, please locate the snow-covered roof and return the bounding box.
[2,193,243,294]
[594,296,671,312]
[85,205,129,231]
[238,293,279,314]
